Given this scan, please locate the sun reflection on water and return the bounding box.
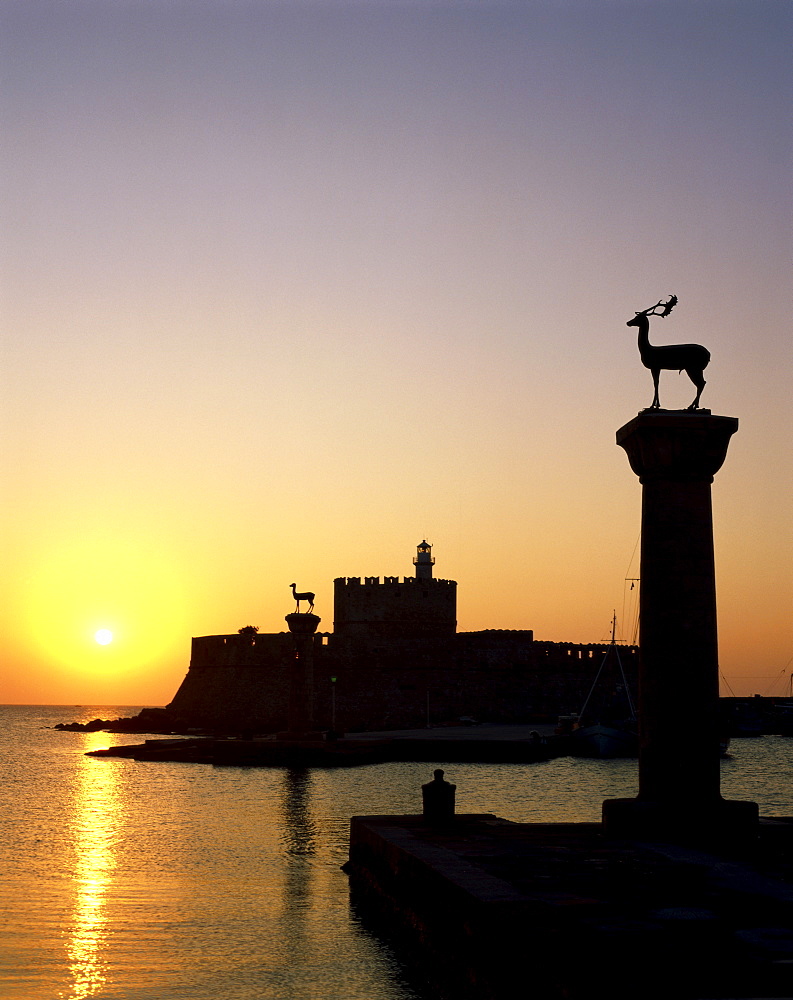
[62,736,120,1000]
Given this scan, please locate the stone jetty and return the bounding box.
[345,812,793,1000]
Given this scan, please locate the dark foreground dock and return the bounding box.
[345,813,793,1000]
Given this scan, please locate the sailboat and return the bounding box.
[570,613,638,759]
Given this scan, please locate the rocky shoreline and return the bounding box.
[53,707,193,735]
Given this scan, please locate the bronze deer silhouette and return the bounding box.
[290,583,315,613]
[627,295,710,410]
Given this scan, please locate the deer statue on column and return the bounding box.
[290,583,315,613]
[627,295,710,410]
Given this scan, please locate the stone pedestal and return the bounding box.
[284,613,321,736]
[602,411,758,842]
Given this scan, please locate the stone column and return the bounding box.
[284,612,321,738]
[602,411,757,841]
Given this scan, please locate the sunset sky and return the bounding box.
[1,0,790,705]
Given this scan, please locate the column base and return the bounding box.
[602,797,759,845]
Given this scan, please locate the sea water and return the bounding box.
[1,705,791,1000]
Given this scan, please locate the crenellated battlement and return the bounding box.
[333,574,457,638]
[188,632,302,669]
[334,576,456,587]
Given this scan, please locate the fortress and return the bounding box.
[166,541,637,733]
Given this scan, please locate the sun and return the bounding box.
[94,629,113,646]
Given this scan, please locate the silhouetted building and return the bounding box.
[167,541,638,733]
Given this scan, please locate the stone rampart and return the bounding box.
[167,632,328,730]
[166,628,637,734]
[188,632,307,668]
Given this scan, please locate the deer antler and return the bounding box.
[643,294,678,318]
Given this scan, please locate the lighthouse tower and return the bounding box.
[413,540,435,580]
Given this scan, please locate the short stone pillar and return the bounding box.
[284,613,321,736]
[422,769,456,826]
[603,411,757,841]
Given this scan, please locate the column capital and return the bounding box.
[285,613,321,634]
[617,411,738,483]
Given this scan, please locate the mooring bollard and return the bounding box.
[422,769,456,826]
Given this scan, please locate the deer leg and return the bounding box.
[651,369,661,408]
[685,369,706,410]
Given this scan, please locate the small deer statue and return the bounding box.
[290,583,315,613]
[627,295,710,410]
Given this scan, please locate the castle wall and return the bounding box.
[324,632,637,731]
[167,632,328,731]
[333,576,457,638]
[166,628,637,733]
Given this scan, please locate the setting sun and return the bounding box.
[7,528,191,699]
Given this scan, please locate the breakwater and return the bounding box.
[87,730,558,767]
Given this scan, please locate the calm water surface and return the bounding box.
[2,705,791,999]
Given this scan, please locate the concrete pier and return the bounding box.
[603,411,757,841]
[346,813,793,1000]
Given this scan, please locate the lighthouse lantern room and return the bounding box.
[413,540,435,580]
